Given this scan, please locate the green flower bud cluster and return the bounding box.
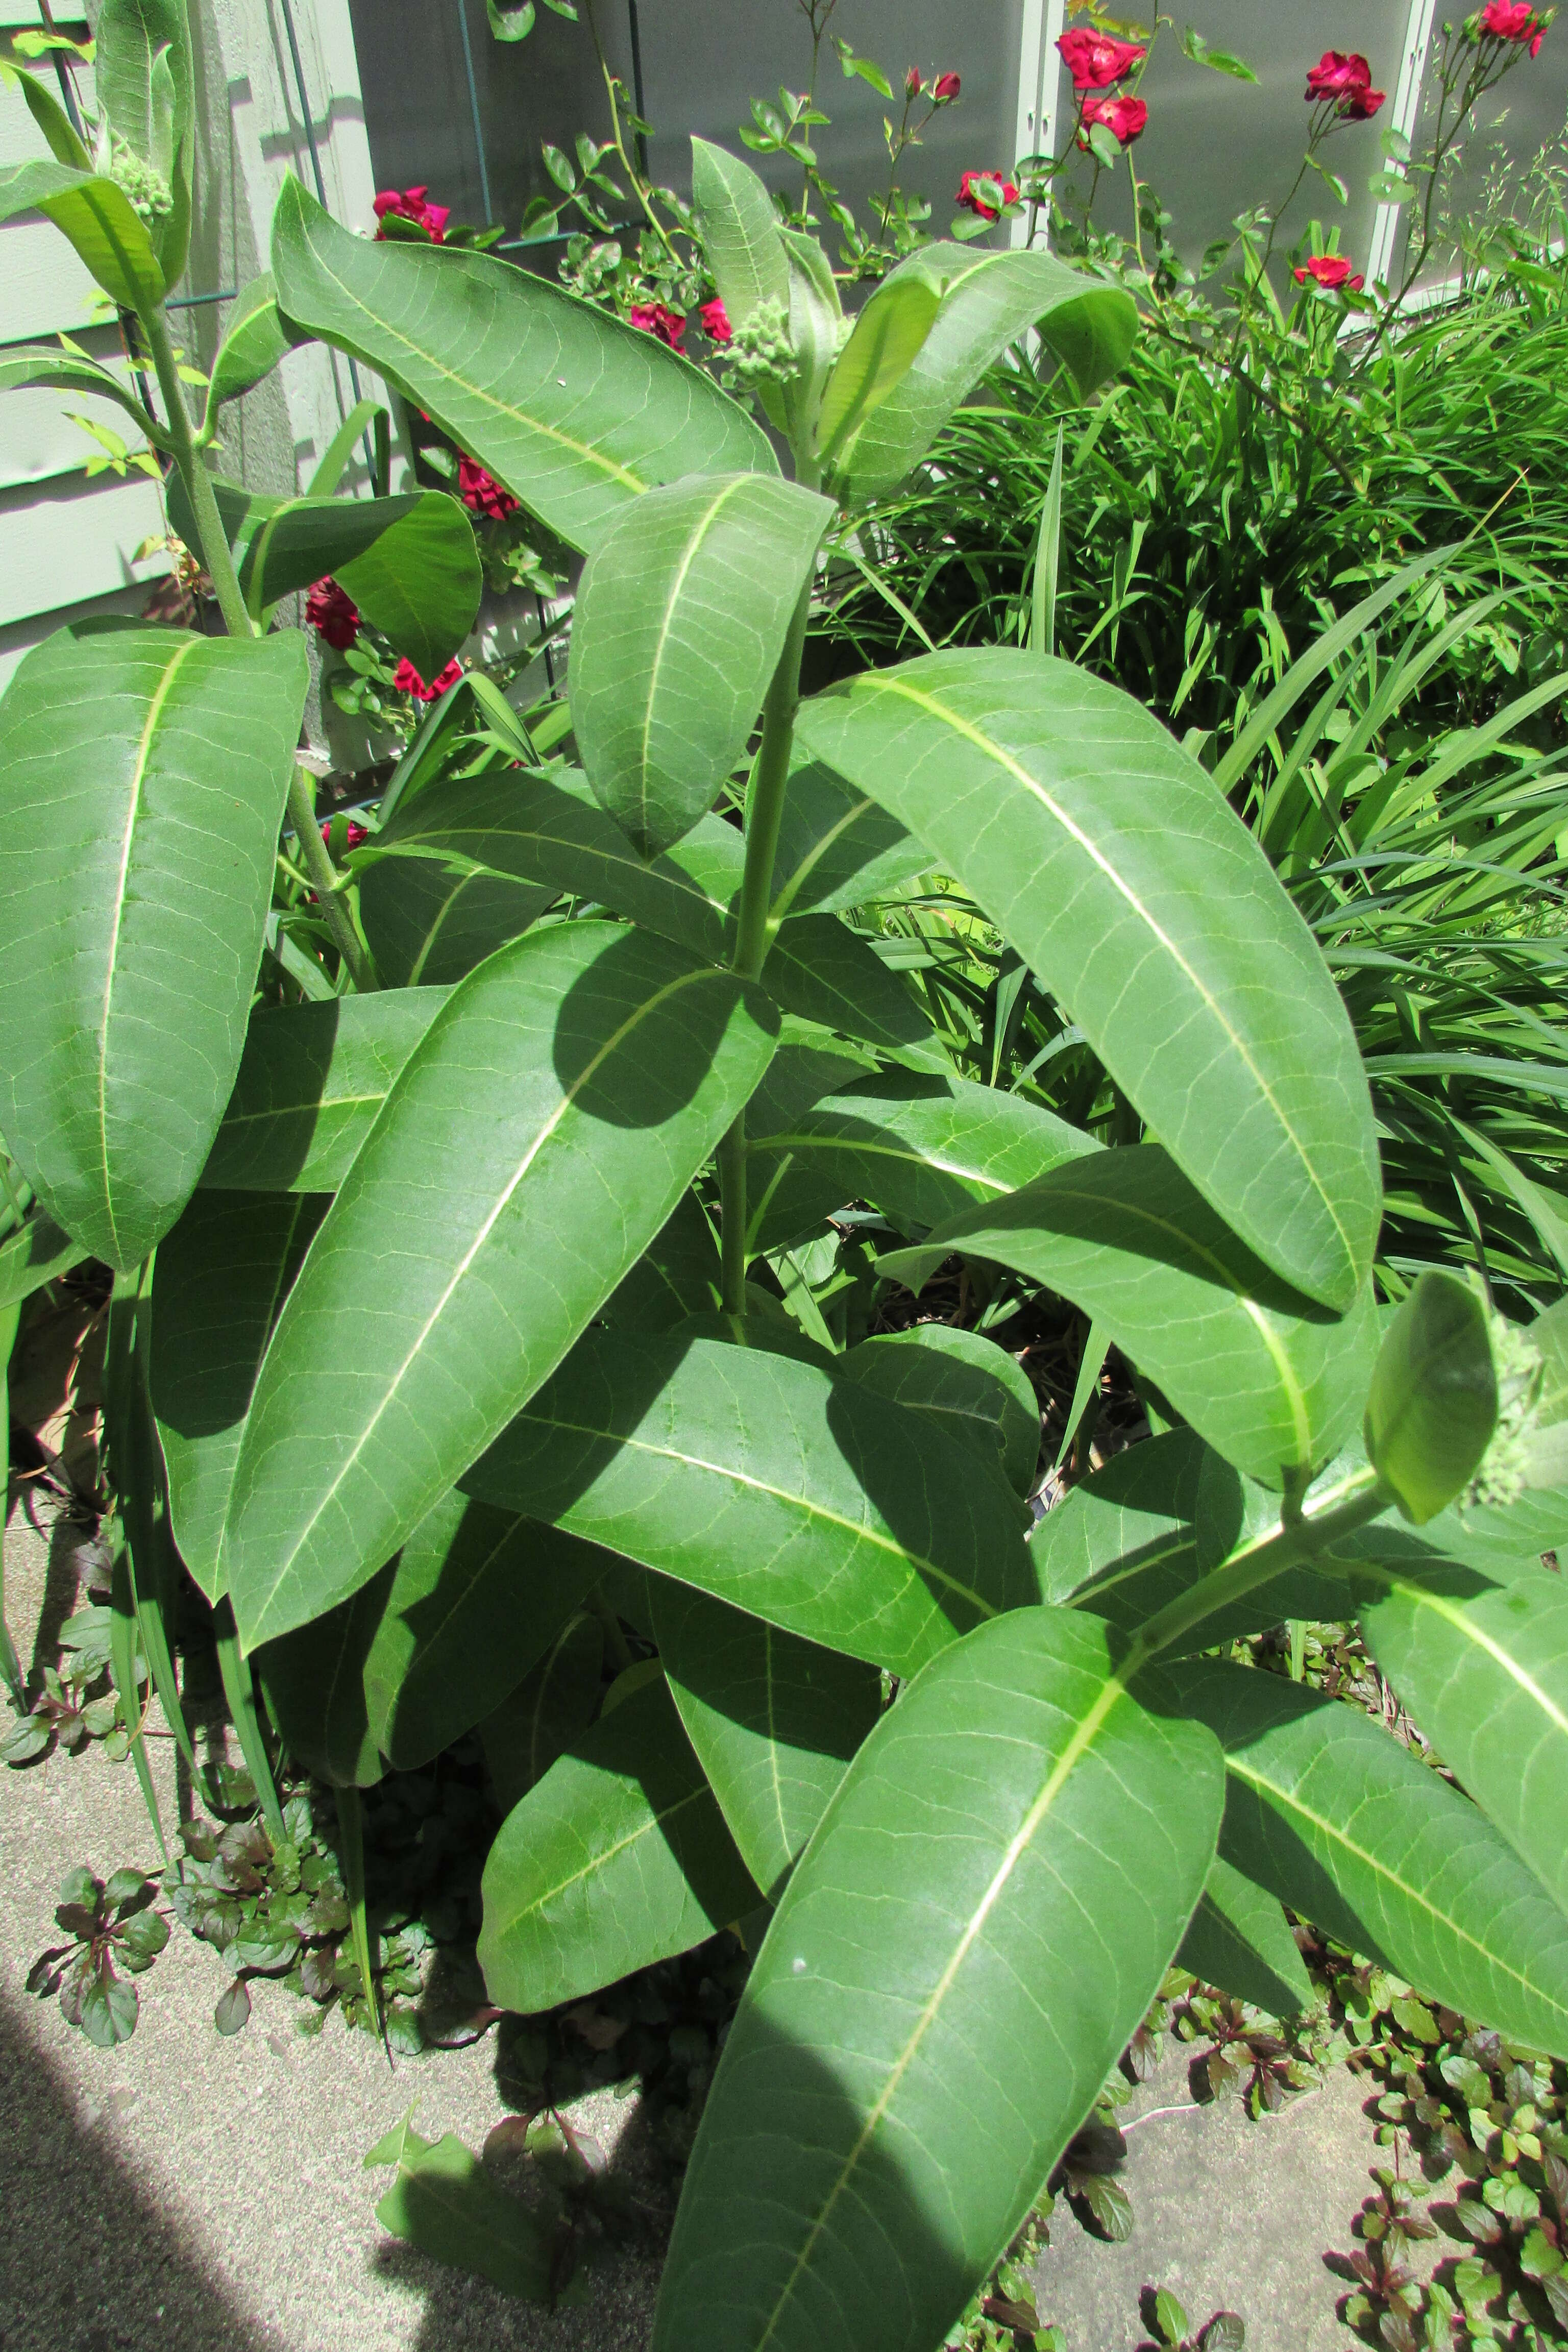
[110,135,174,227]
[724,294,799,392]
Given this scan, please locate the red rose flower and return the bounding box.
[933,70,961,102]
[1304,50,1374,99]
[955,169,1020,223]
[1058,27,1146,88]
[457,455,520,521]
[321,818,369,851]
[1339,82,1386,117]
[1293,253,1364,290]
[305,576,360,651]
[628,301,687,349]
[700,297,732,346]
[1480,0,1548,49]
[373,185,450,243]
[1080,90,1149,145]
[395,655,463,702]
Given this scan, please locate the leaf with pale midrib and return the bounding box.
[883,1144,1378,1488]
[463,1326,1037,1674]
[271,180,775,552]
[0,626,307,1267]
[652,1606,1222,2352]
[222,923,778,1650]
[1167,1656,1568,2056]
[797,648,1380,1311]
[201,991,449,1193]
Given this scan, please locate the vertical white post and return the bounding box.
[1365,0,1440,289]
[1011,0,1067,248]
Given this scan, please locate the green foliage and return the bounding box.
[27,1865,167,2045]
[6,50,1568,2352]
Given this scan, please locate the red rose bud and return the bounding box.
[1304,50,1373,99]
[457,455,520,521]
[934,70,961,101]
[905,67,923,97]
[395,655,464,703]
[372,185,450,242]
[1479,0,1549,47]
[1080,90,1148,145]
[305,576,360,651]
[1057,28,1146,89]
[628,301,687,350]
[955,169,1020,223]
[1293,253,1364,290]
[700,298,732,346]
[1339,83,1386,117]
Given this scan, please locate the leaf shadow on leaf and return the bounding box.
[216,1001,348,1190]
[941,1147,1350,1327]
[549,926,763,1130]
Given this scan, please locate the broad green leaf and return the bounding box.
[366,766,743,962]
[368,770,929,1047]
[257,1563,394,1787]
[271,179,775,552]
[201,991,449,1192]
[742,1023,878,1139]
[834,245,1139,500]
[885,1146,1379,1488]
[764,918,935,1052]
[151,1189,328,1599]
[653,1606,1222,2352]
[0,627,308,1268]
[363,2112,555,2301]
[356,856,554,989]
[1035,1434,1351,1650]
[1364,1271,1497,1524]
[478,1672,758,2011]
[363,1500,611,1770]
[767,757,931,923]
[1349,1548,1568,1920]
[1177,1854,1314,2016]
[572,473,832,855]
[0,159,165,306]
[653,1583,881,1899]
[602,1190,724,1332]
[797,648,1380,1312]
[480,1611,604,1818]
[840,1325,1040,1499]
[816,268,941,465]
[223,924,779,1649]
[0,1211,87,1312]
[749,1071,1096,1255]
[166,474,481,677]
[464,1327,1038,1675]
[691,139,789,331]
[202,272,297,429]
[0,344,158,439]
[1170,1657,1568,2057]
[5,62,91,166]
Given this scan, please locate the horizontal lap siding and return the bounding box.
[0,43,169,693]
